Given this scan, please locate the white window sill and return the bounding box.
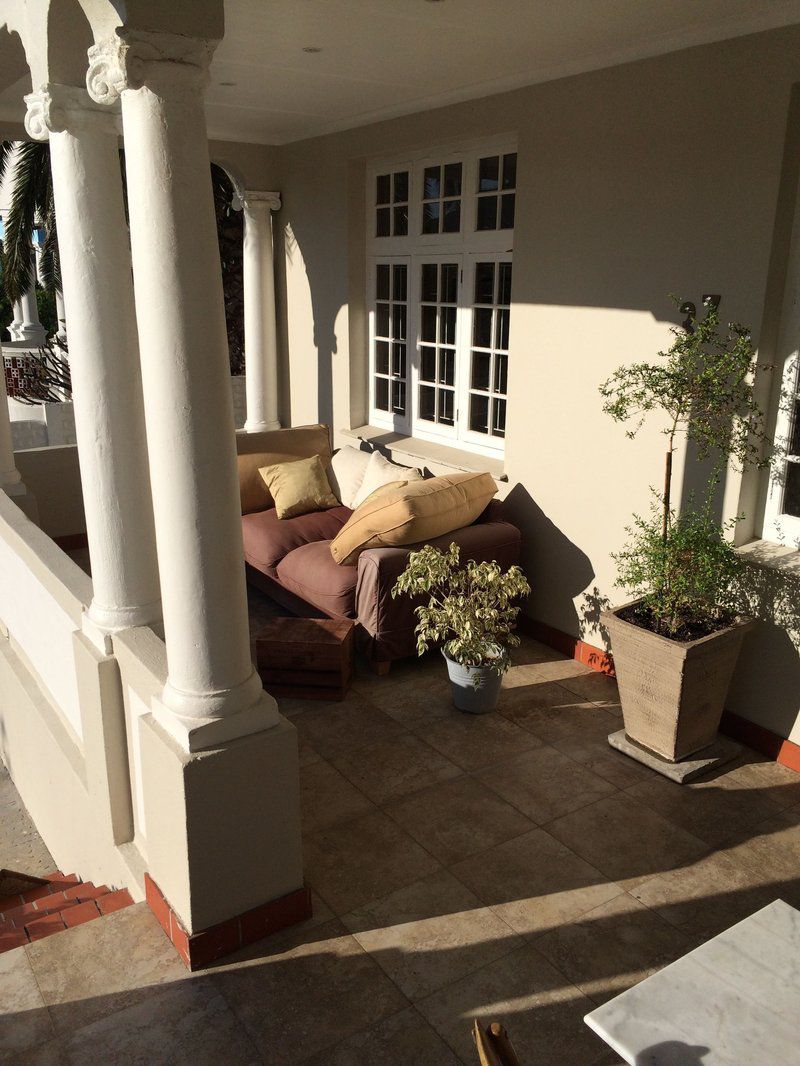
[341,425,507,481]
[736,539,800,574]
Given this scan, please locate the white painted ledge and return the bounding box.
[341,424,507,482]
[737,538,800,574]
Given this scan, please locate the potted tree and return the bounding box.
[392,542,530,713]
[599,298,771,761]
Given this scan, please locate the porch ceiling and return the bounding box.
[0,1,798,144]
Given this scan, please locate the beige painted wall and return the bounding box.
[268,26,800,741]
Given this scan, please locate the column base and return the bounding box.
[83,598,164,656]
[15,326,48,348]
[244,419,281,433]
[152,685,281,752]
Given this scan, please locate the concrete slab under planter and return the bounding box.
[607,729,741,784]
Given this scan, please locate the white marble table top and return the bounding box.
[584,900,800,1065]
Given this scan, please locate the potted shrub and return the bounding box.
[599,298,771,762]
[392,542,530,713]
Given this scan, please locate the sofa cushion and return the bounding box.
[276,541,358,618]
[243,505,351,574]
[237,424,332,514]
[351,449,423,509]
[329,445,371,508]
[330,471,498,565]
[258,454,339,519]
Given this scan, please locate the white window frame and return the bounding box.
[366,136,516,456]
[763,352,800,546]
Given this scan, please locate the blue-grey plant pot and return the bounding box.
[442,648,503,714]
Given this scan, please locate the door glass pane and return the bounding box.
[375,340,389,375]
[419,384,436,421]
[392,264,407,302]
[470,394,489,433]
[474,262,494,304]
[423,166,441,200]
[392,379,406,414]
[376,264,390,301]
[421,263,438,302]
[788,399,800,456]
[421,306,437,342]
[375,377,389,411]
[422,201,440,234]
[494,352,508,394]
[443,162,462,197]
[492,397,507,437]
[376,303,390,337]
[394,206,408,236]
[393,171,408,202]
[392,303,407,341]
[376,208,390,237]
[442,200,461,233]
[496,308,510,351]
[471,351,491,391]
[497,262,513,305]
[502,153,517,190]
[441,263,459,304]
[439,306,456,345]
[438,390,454,425]
[420,346,436,382]
[473,308,493,348]
[478,156,499,192]
[477,196,497,231]
[392,342,406,377]
[376,173,391,204]
[439,348,455,386]
[500,193,515,229]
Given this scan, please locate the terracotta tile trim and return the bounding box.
[144,873,313,970]
[519,616,799,774]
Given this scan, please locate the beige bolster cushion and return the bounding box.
[330,471,498,565]
[237,424,332,514]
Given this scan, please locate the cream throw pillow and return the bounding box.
[330,471,497,565]
[351,449,423,509]
[259,454,339,520]
[329,446,372,508]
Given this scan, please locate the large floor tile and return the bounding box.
[332,733,460,806]
[722,805,800,908]
[19,978,261,1066]
[712,755,800,811]
[557,670,621,710]
[25,903,187,1034]
[474,744,617,824]
[0,947,54,1056]
[385,775,534,865]
[623,766,786,848]
[303,809,440,915]
[546,794,710,890]
[293,697,406,760]
[215,919,408,1064]
[300,758,374,834]
[534,891,694,1005]
[417,710,541,772]
[306,1006,462,1065]
[416,943,611,1065]
[343,869,521,1000]
[450,828,622,938]
[366,674,456,727]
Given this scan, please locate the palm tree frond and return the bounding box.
[2,141,51,303]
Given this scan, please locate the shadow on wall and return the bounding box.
[501,484,594,639]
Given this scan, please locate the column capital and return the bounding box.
[24,85,120,142]
[242,191,282,214]
[87,29,218,105]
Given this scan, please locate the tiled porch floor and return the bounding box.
[3,587,800,1063]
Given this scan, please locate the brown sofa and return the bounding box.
[238,432,521,669]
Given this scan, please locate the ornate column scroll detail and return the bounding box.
[87,29,218,105]
[23,90,67,141]
[24,85,120,142]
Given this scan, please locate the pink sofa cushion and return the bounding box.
[242,505,351,574]
[276,541,358,618]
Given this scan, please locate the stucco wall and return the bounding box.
[266,26,800,741]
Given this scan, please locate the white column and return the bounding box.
[15,265,47,348]
[242,191,281,433]
[87,31,275,750]
[55,290,67,346]
[24,86,161,645]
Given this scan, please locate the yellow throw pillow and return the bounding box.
[259,454,339,520]
[237,424,332,514]
[330,471,497,565]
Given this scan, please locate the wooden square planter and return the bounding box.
[602,602,753,762]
